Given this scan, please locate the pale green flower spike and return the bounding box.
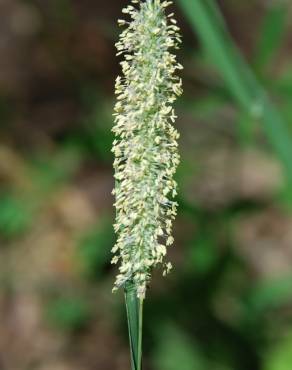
[112,0,183,299]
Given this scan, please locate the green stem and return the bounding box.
[125,283,144,370]
[177,0,292,192]
[138,297,143,370]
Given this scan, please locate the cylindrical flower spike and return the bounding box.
[112,0,183,299]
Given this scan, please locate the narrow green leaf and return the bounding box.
[177,0,292,191]
[178,0,253,108]
[125,283,143,370]
[254,4,287,71]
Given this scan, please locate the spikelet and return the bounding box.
[112,0,183,299]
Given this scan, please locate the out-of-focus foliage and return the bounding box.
[153,324,207,370]
[264,333,292,370]
[45,295,92,332]
[76,220,113,280]
[0,0,292,369]
[0,194,32,239]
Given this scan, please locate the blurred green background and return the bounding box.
[0,0,292,369]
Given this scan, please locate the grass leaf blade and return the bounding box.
[125,284,143,370]
[177,0,292,190]
[254,3,287,72]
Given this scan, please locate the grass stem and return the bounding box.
[125,283,144,370]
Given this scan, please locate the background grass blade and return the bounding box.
[177,0,292,190]
[253,3,287,73]
[125,284,143,370]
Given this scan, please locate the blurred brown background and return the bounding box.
[0,1,292,370]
